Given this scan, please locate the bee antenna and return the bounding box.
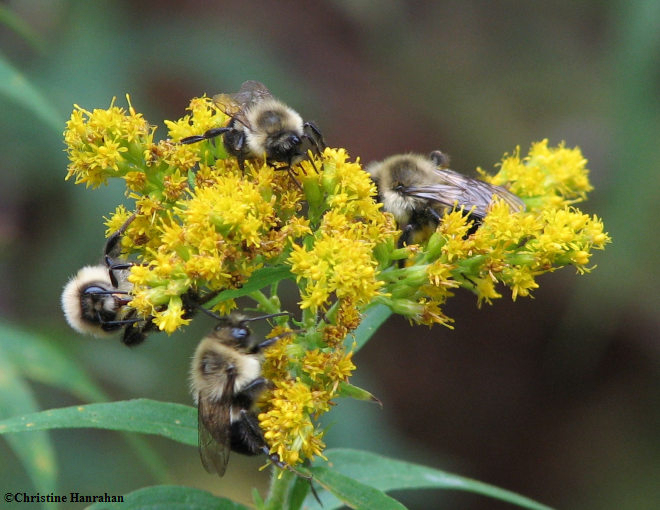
[243,311,290,323]
[197,308,289,323]
[197,306,223,321]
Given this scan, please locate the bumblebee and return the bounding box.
[190,313,293,475]
[61,263,133,338]
[181,80,325,170]
[61,215,210,346]
[366,151,525,246]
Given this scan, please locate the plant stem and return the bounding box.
[249,290,279,314]
[263,469,296,510]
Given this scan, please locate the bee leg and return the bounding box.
[121,324,149,347]
[231,409,270,456]
[397,224,414,249]
[270,161,304,191]
[257,442,322,504]
[233,379,273,417]
[104,212,136,259]
[235,377,271,404]
[104,213,138,287]
[288,168,304,191]
[465,214,482,236]
[254,328,299,351]
[103,256,134,288]
[395,224,416,268]
[238,408,322,503]
[180,127,230,144]
[98,316,141,327]
[303,121,326,153]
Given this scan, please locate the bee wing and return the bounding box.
[212,92,243,119]
[197,371,236,476]
[406,169,525,219]
[213,81,273,128]
[231,80,273,106]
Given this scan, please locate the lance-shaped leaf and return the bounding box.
[86,485,249,510]
[0,354,57,499]
[337,381,382,407]
[0,51,61,132]
[348,303,392,353]
[311,466,406,510]
[0,399,197,447]
[308,448,554,510]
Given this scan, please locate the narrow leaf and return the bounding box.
[337,381,382,407]
[348,304,392,352]
[0,354,57,498]
[310,448,553,510]
[0,399,197,447]
[311,467,406,510]
[0,323,106,402]
[0,323,169,481]
[0,50,62,132]
[0,6,46,52]
[85,485,249,509]
[286,475,311,510]
[207,266,293,306]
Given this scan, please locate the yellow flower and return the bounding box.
[64,93,612,471]
[289,231,382,311]
[164,96,228,142]
[64,96,152,188]
[482,139,593,209]
[259,379,327,466]
[151,296,191,333]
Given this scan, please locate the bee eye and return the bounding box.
[231,327,249,341]
[83,285,107,295]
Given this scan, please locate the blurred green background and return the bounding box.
[1,1,658,509]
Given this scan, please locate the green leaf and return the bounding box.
[337,381,382,407]
[0,322,106,402]
[309,448,554,510]
[311,467,406,510]
[0,353,57,498]
[0,399,197,447]
[0,323,169,482]
[207,266,294,306]
[347,303,393,352]
[0,6,46,52]
[287,475,311,510]
[85,485,249,509]
[0,50,62,133]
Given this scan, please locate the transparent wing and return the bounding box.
[230,80,273,106]
[197,371,235,476]
[213,80,273,122]
[212,92,242,119]
[405,169,525,219]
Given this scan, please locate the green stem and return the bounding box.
[263,469,296,510]
[249,290,279,315]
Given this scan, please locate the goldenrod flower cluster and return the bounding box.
[376,139,610,324]
[63,96,610,468]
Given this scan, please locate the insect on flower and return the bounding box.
[61,214,215,346]
[190,311,316,483]
[61,215,157,345]
[366,150,526,246]
[180,80,325,172]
